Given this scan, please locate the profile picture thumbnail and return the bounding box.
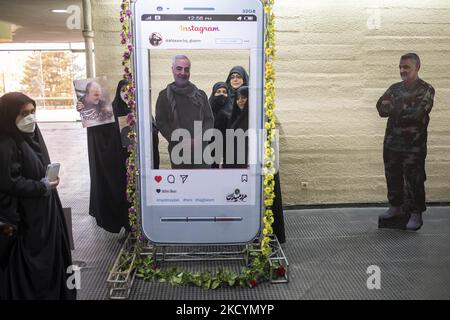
[150,32,163,46]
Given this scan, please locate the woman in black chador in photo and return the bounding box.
[225,86,250,169]
[225,66,249,104]
[208,81,232,167]
[0,92,76,299]
[225,86,286,243]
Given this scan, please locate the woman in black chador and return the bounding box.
[113,80,160,168]
[225,86,250,168]
[208,82,232,167]
[0,92,76,299]
[84,81,131,233]
[225,86,286,243]
[225,66,249,103]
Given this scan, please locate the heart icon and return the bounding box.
[156,189,161,193]
[154,176,162,183]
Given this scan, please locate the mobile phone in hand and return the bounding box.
[45,163,61,182]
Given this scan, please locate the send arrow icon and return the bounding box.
[180,175,188,184]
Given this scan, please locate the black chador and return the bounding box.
[112,80,160,168]
[225,66,249,103]
[225,86,285,243]
[208,82,232,167]
[87,81,131,233]
[0,127,76,299]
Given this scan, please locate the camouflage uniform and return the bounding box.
[377,78,435,214]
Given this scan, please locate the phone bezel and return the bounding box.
[133,0,265,245]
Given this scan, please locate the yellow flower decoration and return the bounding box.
[261,0,277,258]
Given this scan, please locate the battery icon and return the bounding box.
[244,16,254,21]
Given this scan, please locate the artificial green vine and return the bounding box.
[135,248,286,289]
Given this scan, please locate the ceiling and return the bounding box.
[0,0,84,43]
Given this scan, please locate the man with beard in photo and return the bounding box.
[155,55,214,168]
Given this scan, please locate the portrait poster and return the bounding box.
[73,76,115,128]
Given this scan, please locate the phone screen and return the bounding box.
[134,0,264,244]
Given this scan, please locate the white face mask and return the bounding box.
[16,113,36,133]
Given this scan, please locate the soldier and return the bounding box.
[377,53,435,231]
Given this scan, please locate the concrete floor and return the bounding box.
[39,122,450,300]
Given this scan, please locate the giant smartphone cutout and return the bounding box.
[134,0,264,244]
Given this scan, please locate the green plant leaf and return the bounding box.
[211,279,221,290]
[203,279,212,289]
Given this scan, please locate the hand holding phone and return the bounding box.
[45,163,61,183]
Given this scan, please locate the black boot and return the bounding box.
[405,212,423,231]
[379,206,404,220]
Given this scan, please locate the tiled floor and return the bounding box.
[39,122,450,300]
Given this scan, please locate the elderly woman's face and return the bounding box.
[229,73,244,89]
[236,95,247,109]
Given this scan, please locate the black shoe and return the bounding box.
[405,213,423,231]
[379,206,404,220]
